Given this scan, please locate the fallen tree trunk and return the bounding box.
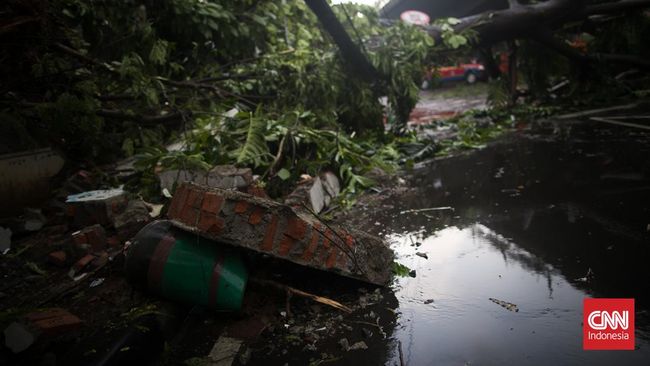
[388,0,650,69]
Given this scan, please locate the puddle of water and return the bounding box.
[390,224,650,365]
[376,120,650,365]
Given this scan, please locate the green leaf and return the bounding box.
[276,168,291,180]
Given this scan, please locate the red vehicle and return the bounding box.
[421,61,486,89]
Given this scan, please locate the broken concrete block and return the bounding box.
[208,336,242,366]
[158,165,253,193]
[167,182,393,285]
[285,172,341,214]
[113,199,151,239]
[66,188,128,228]
[4,322,35,353]
[71,224,107,252]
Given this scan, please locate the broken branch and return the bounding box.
[251,278,352,313]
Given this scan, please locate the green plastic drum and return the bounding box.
[125,220,247,311]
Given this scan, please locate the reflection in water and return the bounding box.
[373,120,650,365]
[389,224,650,366]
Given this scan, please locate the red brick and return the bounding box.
[337,251,350,268]
[278,236,295,256]
[73,254,95,272]
[198,212,225,234]
[201,192,224,214]
[83,225,106,252]
[26,308,71,322]
[28,309,82,336]
[208,217,225,234]
[48,251,67,266]
[234,201,249,214]
[246,185,269,199]
[180,206,199,225]
[326,248,339,268]
[71,231,87,246]
[167,184,189,218]
[185,188,202,209]
[248,207,265,225]
[301,223,321,263]
[285,217,308,240]
[260,215,278,252]
[345,233,355,248]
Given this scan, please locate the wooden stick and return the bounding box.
[557,103,638,119]
[590,117,650,131]
[250,278,352,313]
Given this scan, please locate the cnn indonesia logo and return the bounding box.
[583,298,635,350]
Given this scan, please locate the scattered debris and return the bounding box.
[349,341,368,351]
[399,207,454,214]
[66,188,128,228]
[158,165,253,193]
[26,261,47,276]
[415,252,428,259]
[207,336,243,366]
[72,224,107,253]
[89,278,105,288]
[143,202,164,218]
[167,183,393,285]
[575,267,595,283]
[26,308,82,336]
[489,298,519,312]
[338,337,350,351]
[68,254,96,280]
[251,278,352,313]
[112,199,152,238]
[285,171,341,214]
[4,322,35,353]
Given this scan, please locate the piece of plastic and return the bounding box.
[125,220,247,311]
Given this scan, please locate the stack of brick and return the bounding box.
[166,182,393,285]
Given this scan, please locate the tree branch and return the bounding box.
[304,0,381,83]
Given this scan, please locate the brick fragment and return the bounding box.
[285,217,307,240]
[26,308,81,336]
[326,248,339,268]
[260,215,278,252]
[278,236,295,256]
[202,192,224,214]
[166,183,394,285]
[234,201,249,214]
[248,207,265,225]
[48,251,67,266]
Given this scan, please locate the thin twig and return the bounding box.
[250,277,352,313]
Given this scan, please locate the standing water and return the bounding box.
[372,118,650,365]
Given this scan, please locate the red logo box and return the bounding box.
[583,298,635,350]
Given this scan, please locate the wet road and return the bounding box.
[372,117,650,365]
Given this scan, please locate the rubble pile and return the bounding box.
[0,163,396,365]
